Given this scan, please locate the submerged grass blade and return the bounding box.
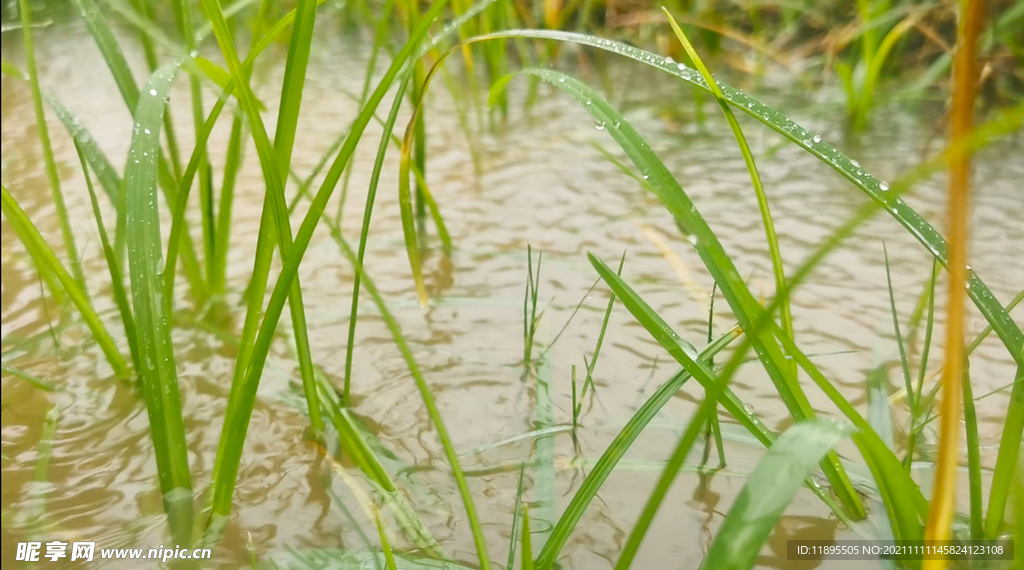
[700,421,854,570]
[1,185,130,378]
[124,61,193,541]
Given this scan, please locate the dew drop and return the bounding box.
[558,76,565,83]
[850,159,861,168]
[812,134,821,143]
[879,181,889,192]
[595,120,605,130]
[686,234,699,246]
[149,88,158,96]
[144,128,151,134]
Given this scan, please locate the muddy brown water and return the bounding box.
[2,20,1022,570]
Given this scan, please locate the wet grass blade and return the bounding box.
[663,9,795,353]
[1,185,130,378]
[316,377,450,559]
[506,466,526,570]
[329,230,491,569]
[171,0,215,282]
[76,140,141,372]
[700,421,854,570]
[906,261,938,468]
[71,0,206,301]
[866,365,894,450]
[123,61,193,542]
[1,363,59,392]
[19,0,88,294]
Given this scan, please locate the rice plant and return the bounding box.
[2,0,1021,569]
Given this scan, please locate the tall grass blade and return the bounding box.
[123,61,193,542]
[19,0,88,293]
[76,141,141,372]
[1,185,130,378]
[700,420,854,570]
[201,8,484,562]
[663,9,795,355]
[884,246,915,413]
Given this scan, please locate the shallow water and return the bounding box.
[2,20,1022,570]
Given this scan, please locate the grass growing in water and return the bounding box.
[2,1,1022,569]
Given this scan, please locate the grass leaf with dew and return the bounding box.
[700,420,855,570]
[123,61,193,542]
[1,185,130,378]
[663,9,795,358]
[73,0,206,300]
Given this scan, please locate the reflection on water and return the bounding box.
[2,20,1022,570]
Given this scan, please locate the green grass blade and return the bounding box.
[19,0,88,294]
[342,73,412,403]
[700,420,854,570]
[330,231,491,569]
[866,364,894,451]
[76,140,141,373]
[906,261,938,468]
[1,363,59,392]
[171,0,215,282]
[663,9,795,353]
[1,185,130,378]
[124,61,193,542]
[70,0,141,111]
[520,504,533,570]
[884,246,915,413]
[316,381,450,559]
[985,363,1023,538]
[961,359,983,540]
[506,466,526,570]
